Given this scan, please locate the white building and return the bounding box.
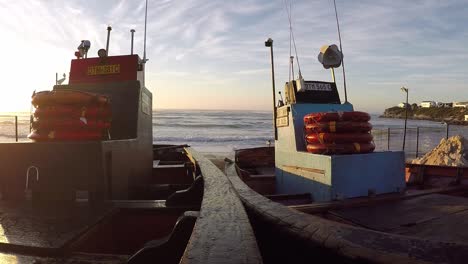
[398,102,409,108]
[420,101,436,108]
[453,101,468,108]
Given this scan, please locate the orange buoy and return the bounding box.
[305,132,373,144]
[305,121,372,133]
[28,129,104,141]
[32,90,110,107]
[304,111,370,124]
[33,105,111,119]
[32,118,111,130]
[306,142,375,154]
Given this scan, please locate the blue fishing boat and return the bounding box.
[225,5,468,263]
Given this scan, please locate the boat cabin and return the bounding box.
[273,45,405,202]
[0,40,153,204]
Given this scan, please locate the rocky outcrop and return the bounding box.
[381,107,468,125]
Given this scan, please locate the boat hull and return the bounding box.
[226,147,468,264]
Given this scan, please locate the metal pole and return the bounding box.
[387,127,390,150]
[416,127,419,158]
[142,0,149,87]
[106,26,112,55]
[446,123,449,139]
[265,38,277,140]
[330,68,336,83]
[55,73,58,85]
[130,29,135,55]
[15,116,18,142]
[143,0,148,62]
[270,44,277,140]
[290,56,295,81]
[402,89,408,151]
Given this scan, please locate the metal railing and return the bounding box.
[372,125,468,159]
[0,115,19,142]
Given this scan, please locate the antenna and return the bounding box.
[333,0,348,103]
[288,0,292,81]
[143,0,148,63]
[106,26,112,55]
[284,0,302,79]
[130,29,135,55]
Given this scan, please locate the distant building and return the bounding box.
[398,102,409,108]
[442,102,453,108]
[435,102,453,108]
[420,101,436,108]
[453,101,468,108]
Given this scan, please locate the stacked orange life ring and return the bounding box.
[303,111,375,155]
[28,90,111,142]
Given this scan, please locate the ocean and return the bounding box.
[1,110,467,156]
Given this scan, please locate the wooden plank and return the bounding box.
[394,209,468,244]
[290,185,468,214]
[330,194,468,232]
[282,165,325,182]
[180,148,262,264]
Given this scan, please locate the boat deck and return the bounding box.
[329,193,468,244]
[0,201,114,255]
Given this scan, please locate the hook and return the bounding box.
[26,166,39,190]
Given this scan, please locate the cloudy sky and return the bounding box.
[0,0,467,113]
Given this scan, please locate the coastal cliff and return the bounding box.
[382,107,468,125]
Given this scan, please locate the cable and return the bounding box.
[333,0,348,102]
[283,0,302,79]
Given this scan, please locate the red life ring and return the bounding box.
[28,129,104,141]
[33,105,111,119]
[305,133,373,144]
[304,111,370,124]
[32,90,110,107]
[32,118,111,130]
[306,142,375,154]
[305,121,372,133]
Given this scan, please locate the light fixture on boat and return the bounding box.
[317,44,342,69]
[98,48,107,58]
[77,40,91,59]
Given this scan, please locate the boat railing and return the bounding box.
[372,125,468,159]
[0,115,19,142]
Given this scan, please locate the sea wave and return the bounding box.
[153,122,269,129]
[153,135,272,143]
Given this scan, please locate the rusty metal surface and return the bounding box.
[0,201,114,254]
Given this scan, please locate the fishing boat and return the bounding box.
[0,23,261,263]
[225,5,468,263]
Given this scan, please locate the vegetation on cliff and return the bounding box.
[382,106,467,124]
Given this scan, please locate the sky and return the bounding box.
[0,0,467,113]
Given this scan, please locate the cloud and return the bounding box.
[1,0,467,112]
